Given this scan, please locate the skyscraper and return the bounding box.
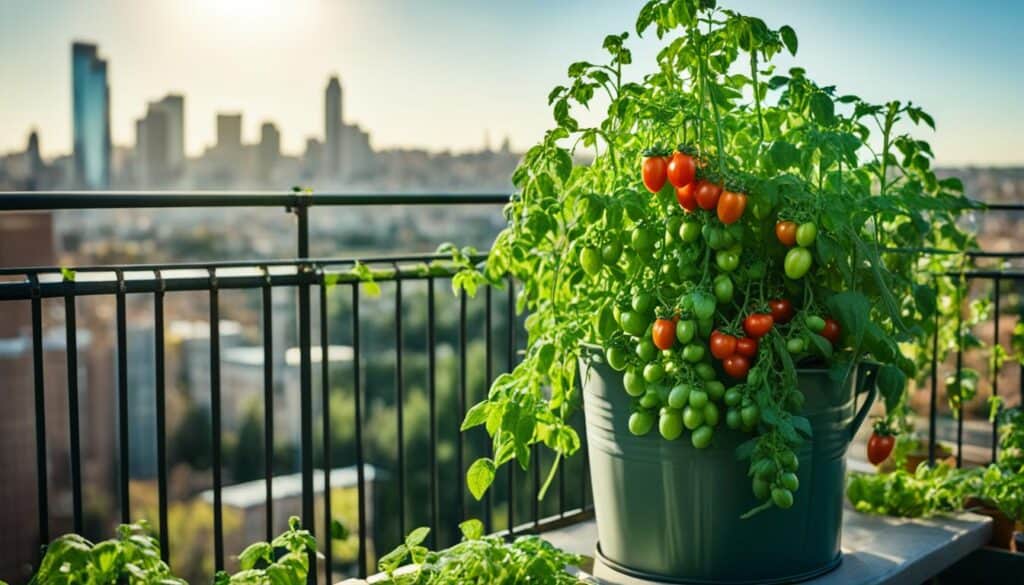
[134,94,185,185]
[155,94,185,174]
[72,42,111,189]
[258,122,281,181]
[324,76,342,177]
[216,113,243,167]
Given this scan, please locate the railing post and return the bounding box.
[290,196,316,584]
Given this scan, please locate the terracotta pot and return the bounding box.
[904,452,956,473]
[965,498,1018,550]
[1014,531,1023,553]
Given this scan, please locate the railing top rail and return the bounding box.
[0,191,511,210]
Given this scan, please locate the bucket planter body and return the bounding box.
[582,348,877,584]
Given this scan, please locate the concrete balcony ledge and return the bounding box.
[338,507,992,585]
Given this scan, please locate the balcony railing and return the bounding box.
[0,191,1021,583]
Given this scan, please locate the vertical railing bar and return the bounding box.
[319,274,333,584]
[351,284,368,578]
[154,270,169,563]
[506,278,515,536]
[427,277,438,547]
[991,276,1001,463]
[928,277,939,466]
[394,263,406,538]
[208,268,224,571]
[115,270,130,525]
[261,268,275,542]
[294,203,316,585]
[532,444,540,530]
[954,283,964,469]
[63,278,83,534]
[457,288,467,523]
[483,286,493,534]
[29,273,49,553]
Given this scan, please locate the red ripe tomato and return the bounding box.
[709,330,738,360]
[717,190,747,225]
[667,151,697,188]
[722,354,751,379]
[867,433,895,465]
[821,318,842,345]
[652,318,676,350]
[735,337,758,358]
[694,180,722,210]
[675,184,697,212]
[775,221,798,247]
[768,299,794,324]
[642,156,668,193]
[742,313,774,338]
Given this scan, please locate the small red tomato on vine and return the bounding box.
[652,318,676,350]
[709,330,738,360]
[775,221,798,247]
[675,183,697,212]
[722,354,751,379]
[642,154,668,193]
[695,180,722,210]
[736,337,758,358]
[743,313,774,338]
[867,423,895,465]
[768,299,794,324]
[717,190,747,225]
[821,318,842,345]
[667,151,697,188]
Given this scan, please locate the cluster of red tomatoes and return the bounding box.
[642,150,748,225]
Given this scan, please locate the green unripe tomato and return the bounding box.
[580,246,602,276]
[780,472,800,492]
[695,362,717,382]
[713,274,734,304]
[796,222,818,247]
[697,317,714,338]
[724,387,742,407]
[623,369,646,397]
[682,343,705,363]
[754,459,777,480]
[640,388,662,409]
[676,319,696,344]
[705,380,725,401]
[605,346,628,371]
[691,291,716,321]
[780,450,800,472]
[668,384,691,409]
[691,425,714,449]
[772,488,795,509]
[716,250,740,272]
[806,315,826,333]
[752,477,771,500]
[595,305,617,340]
[688,389,709,409]
[619,310,647,337]
[601,240,623,264]
[643,362,665,383]
[628,410,655,436]
[787,337,805,354]
[741,404,761,428]
[665,216,683,244]
[703,402,720,427]
[679,220,701,243]
[784,247,813,279]
[726,408,742,429]
[682,405,704,430]
[636,339,658,362]
[659,409,685,440]
[631,227,656,256]
[632,292,655,316]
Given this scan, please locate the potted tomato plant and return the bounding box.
[454,0,973,582]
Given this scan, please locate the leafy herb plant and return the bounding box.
[376,520,584,584]
[455,0,974,514]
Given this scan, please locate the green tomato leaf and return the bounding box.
[467,458,497,500]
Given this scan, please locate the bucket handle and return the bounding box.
[847,362,879,441]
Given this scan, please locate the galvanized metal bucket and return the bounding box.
[581,345,877,584]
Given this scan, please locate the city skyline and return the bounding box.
[2,1,1023,166]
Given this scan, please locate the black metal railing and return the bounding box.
[0,192,592,585]
[0,191,1022,583]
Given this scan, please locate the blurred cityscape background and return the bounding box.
[2,1,1024,584]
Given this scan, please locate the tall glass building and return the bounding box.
[72,42,110,189]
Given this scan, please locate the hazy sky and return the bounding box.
[1,0,1022,165]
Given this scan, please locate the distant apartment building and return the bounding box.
[71,42,110,189]
[258,122,281,181]
[134,94,185,186]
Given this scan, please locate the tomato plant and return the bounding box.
[454,0,976,515]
